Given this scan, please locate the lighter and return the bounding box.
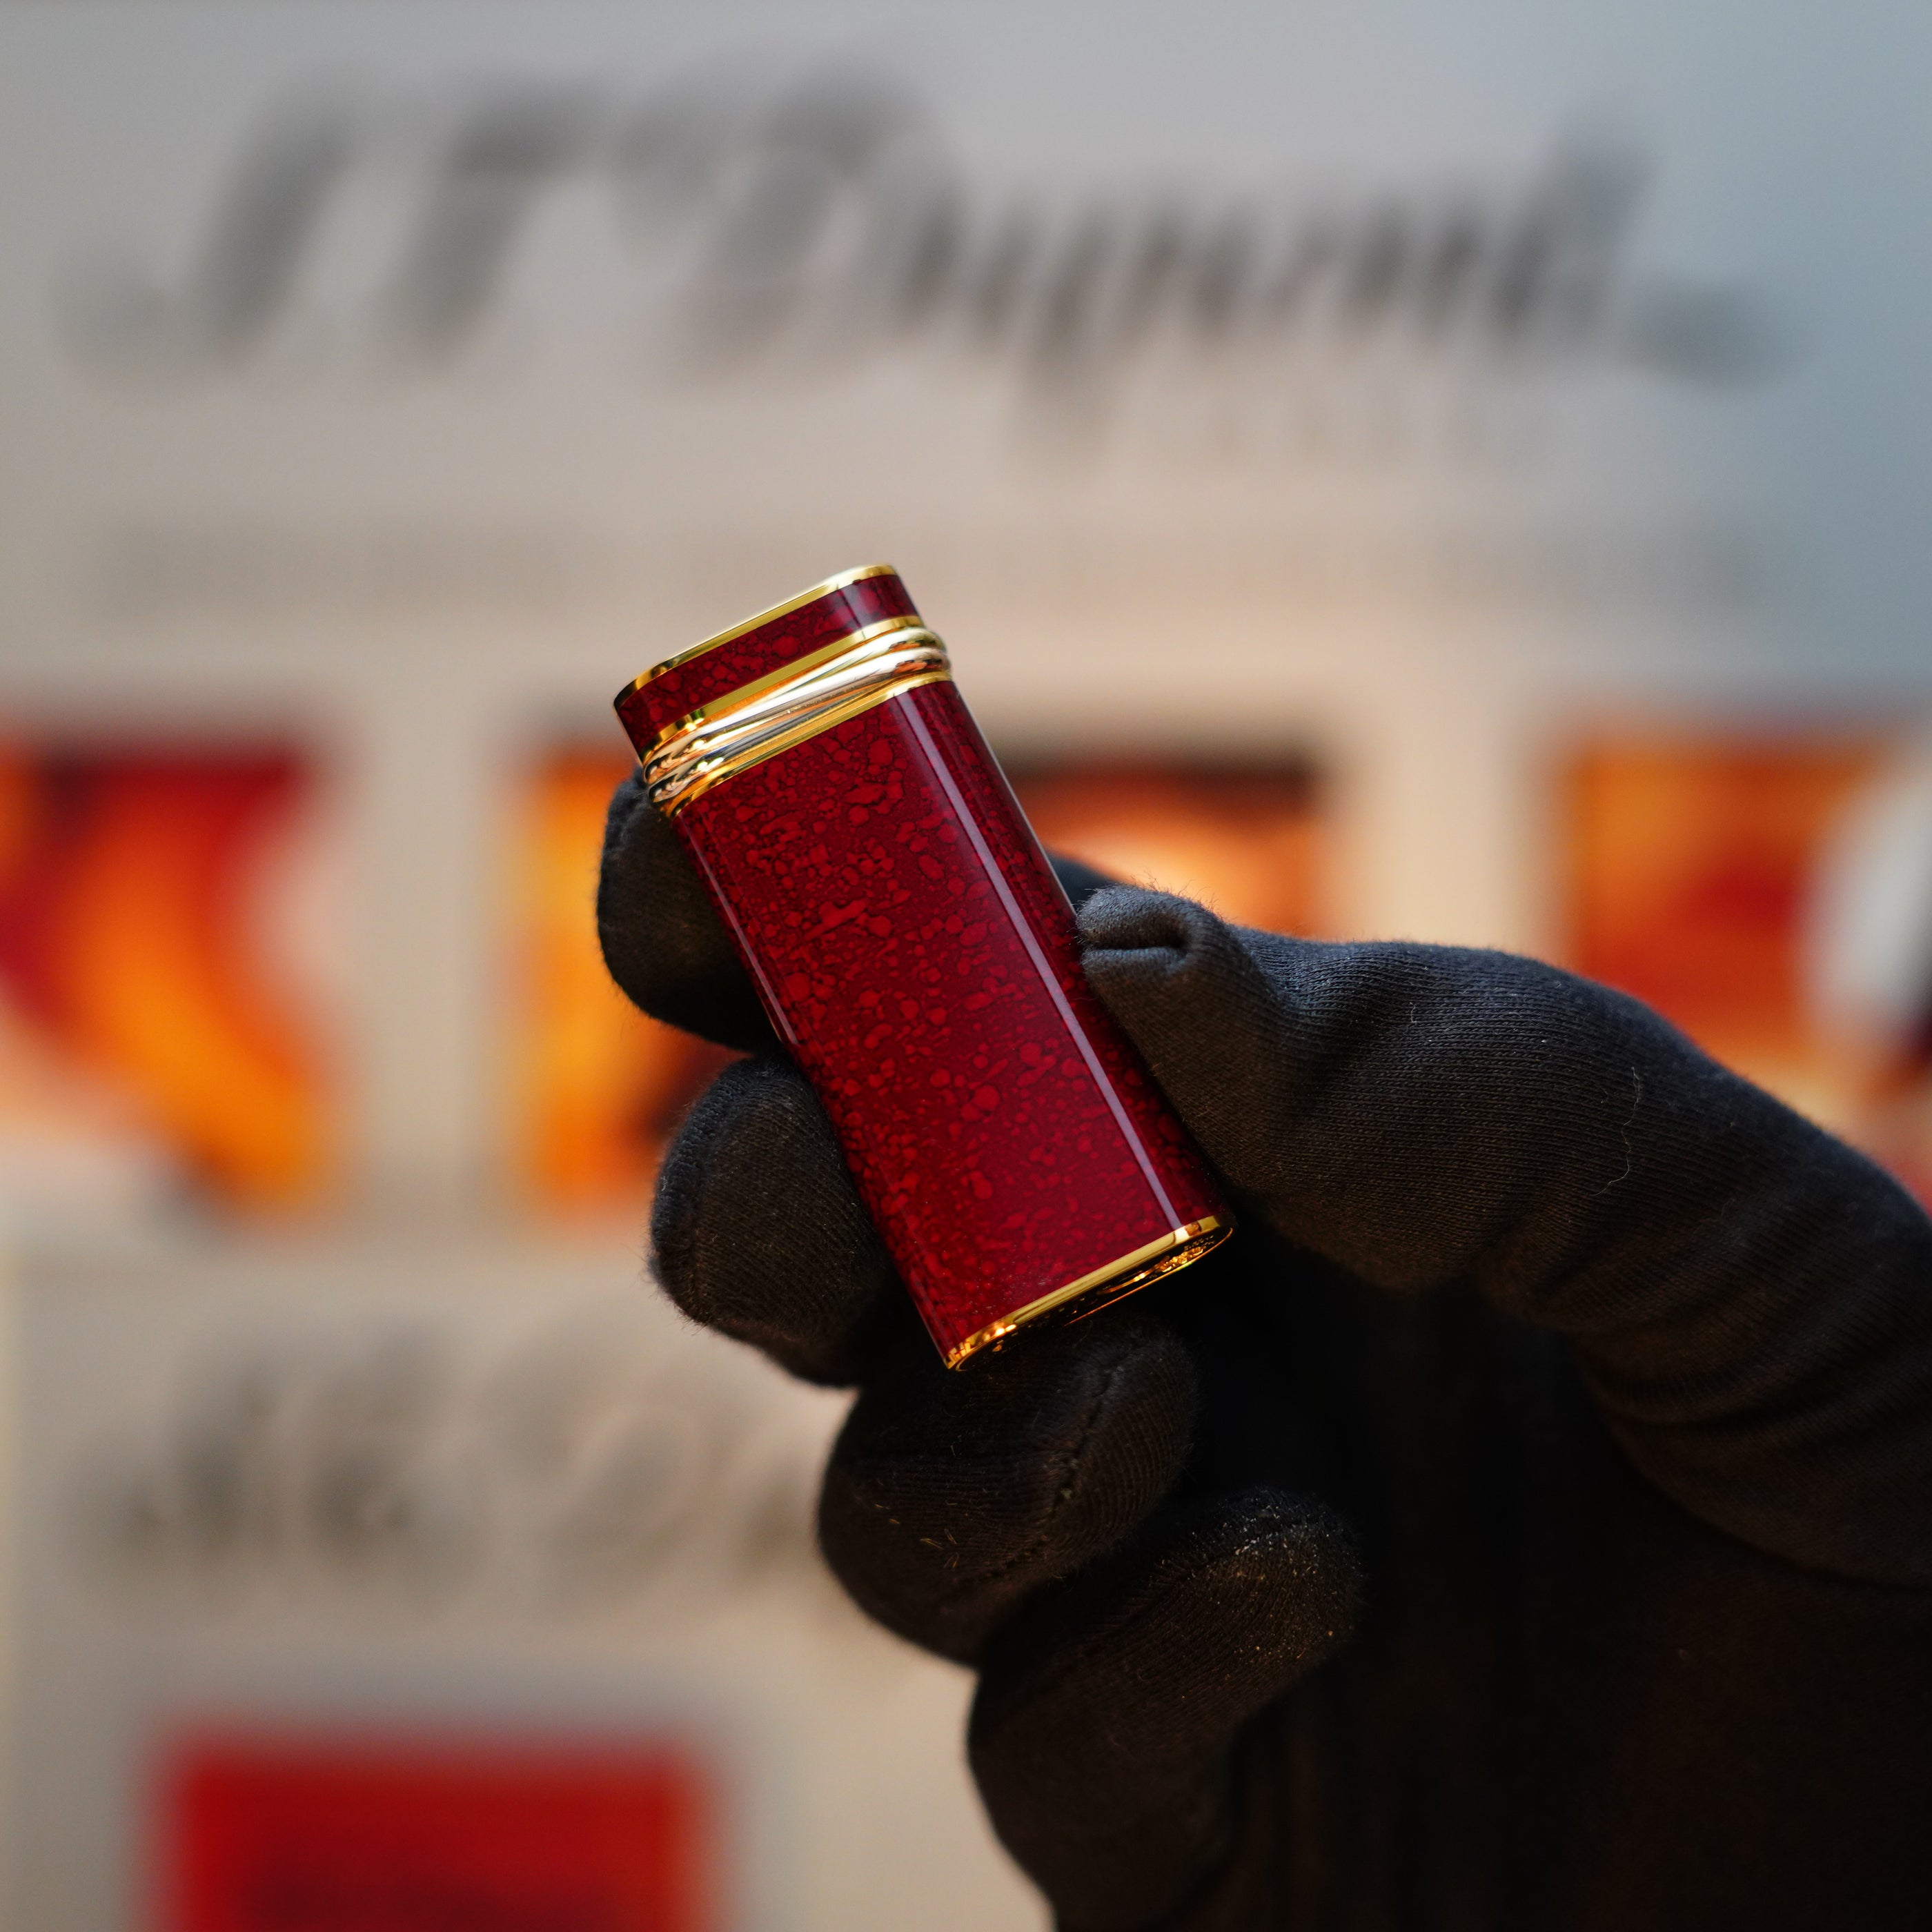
[615,566,1231,1366]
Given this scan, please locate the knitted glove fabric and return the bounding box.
[598,768,1932,1931]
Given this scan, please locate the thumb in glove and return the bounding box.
[1076,885,1932,1590]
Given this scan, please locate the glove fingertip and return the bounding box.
[651,1056,898,1384]
[820,1315,1200,1661]
[969,1486,1360,1931]
[597,771,776,1052]
[1078,882,1216,958]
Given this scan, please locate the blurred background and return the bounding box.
[3,2,1931,1926]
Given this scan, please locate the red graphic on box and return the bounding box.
[161,1739,713,1932]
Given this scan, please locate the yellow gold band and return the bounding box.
[641,622,952,816]
[943,1216,1230,1370]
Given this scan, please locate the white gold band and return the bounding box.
[641,622,952,815]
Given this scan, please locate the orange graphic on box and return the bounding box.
[0,748,331,1209]
[1562,732,1932,1203]
[1014,762,1325,939]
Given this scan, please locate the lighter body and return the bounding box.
[616,566,1229,1366]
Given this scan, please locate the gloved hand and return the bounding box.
[599,769,1932,1932]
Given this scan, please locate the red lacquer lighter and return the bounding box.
[615,566,1230,1366]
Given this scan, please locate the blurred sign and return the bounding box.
[58,96,1767,415]
[6,0,1929,694]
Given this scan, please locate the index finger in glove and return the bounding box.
[651,1054,909,1384]
[662,1056,1212,1661]
[819,1312,1199,1664]
[599,769,776,1052]
[1077,886,1932,1590]
[970,1487,1360,1932]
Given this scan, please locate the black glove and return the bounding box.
[599,769,1932,1932]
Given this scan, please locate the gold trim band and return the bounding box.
[943,1216,1230,1370]
[642,623,952,816]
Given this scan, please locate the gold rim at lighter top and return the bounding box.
[639,616,953,816]
[618,562,905,701]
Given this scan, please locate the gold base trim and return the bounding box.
[943,1215,1231,1370]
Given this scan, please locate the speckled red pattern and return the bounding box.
[617,570,919,742]
[617,586,1227,1363]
